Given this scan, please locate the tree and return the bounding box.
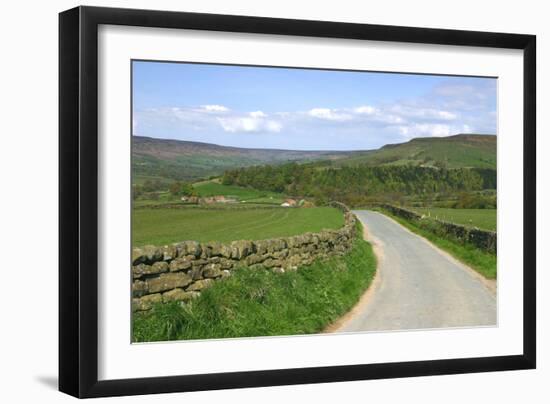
[221,162,495,207]
[170,181,196,197]
[180,183,196,197]
[169,181,182,196]
[433,160,448,170]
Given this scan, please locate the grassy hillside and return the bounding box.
[333,134,496,169]
[132,136,360,183]
[132,206,344,246]
[133,153,262,184]
[132,134,496,183]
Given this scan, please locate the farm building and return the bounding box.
[281,198,298,207]
[181,196,199,203]
[201,195,237,204]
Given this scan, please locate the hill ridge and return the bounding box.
[132,134,496,183]
[133,135,371,154]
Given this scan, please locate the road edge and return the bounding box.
[323,219,383,333]
[377,211,497,297]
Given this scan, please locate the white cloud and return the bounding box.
[433,84,476,97]
[308,108,353,121]
[146,103,469,138]
[306,104,455,127]
[141,105,282,134]
[418,124,452,137]
[389,105,457,121]
[200,104,229,113]
[372,113,404,124]
[249,111,267,118]
[217,115,282,133]
[396,123,453,138]
[218,117,257,132]
[137,102,480,140]
[437,111,458,120]
[354,105,377,115]
[135,78,495,144]
[397,126,410,137]
[265,120,283,132]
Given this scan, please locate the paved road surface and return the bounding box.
[337,210,496,332]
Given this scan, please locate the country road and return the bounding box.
[336,210,496,333]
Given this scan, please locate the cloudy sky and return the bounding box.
[132,61,497,151]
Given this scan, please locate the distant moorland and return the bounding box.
[132,135,363,183]
[132,134,496,185]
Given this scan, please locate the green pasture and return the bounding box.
[132,206,344,246]
[409,207,496,231]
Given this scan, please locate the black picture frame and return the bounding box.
[59,5,536,398]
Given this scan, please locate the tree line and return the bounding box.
[222,163,497,206]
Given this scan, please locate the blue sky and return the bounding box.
[132,61,497,151]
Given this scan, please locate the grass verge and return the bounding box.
[378,209,496,279]
[132,224,376,342]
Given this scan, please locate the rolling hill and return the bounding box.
[132,134,496,184]
[333,134,496,169]
[132,136,361,183]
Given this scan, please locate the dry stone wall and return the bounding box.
[382,204,496,253]
[132,202,357,311]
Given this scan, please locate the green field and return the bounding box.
[133,224,377,342]
[132,191,180,207]
[409,207,496,231]
[132,181,287,208]
[132,206,344,246]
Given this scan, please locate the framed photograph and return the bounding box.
[59,6,536,398]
